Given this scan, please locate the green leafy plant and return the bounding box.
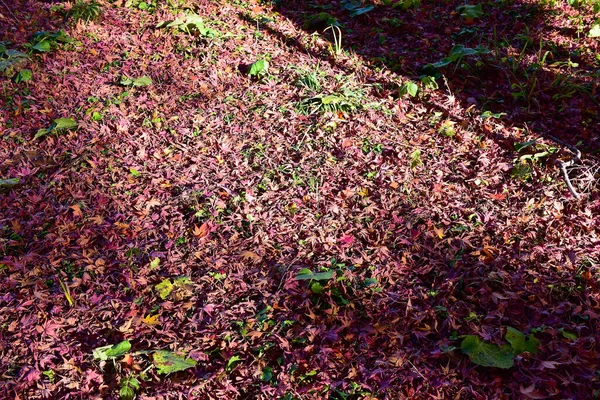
[295,268,334,295]
[68,0,102,22]
[399,80,418,97]
[341,0,375,17]
[461,326,539,369]
[295,68,322,92]
[156,13,219,38]
[392,0,421,10]
[510,140,559,181]
[26,30,74,54]
[304,12,339,30]
[120,75,152,87]
[248,59,269,78]
[13,69,32,84]
[0,44,27,75]
[456,4,483,21]
[125,0,157,12]
[423,44,490,75]
[119,376,140,400]
[410,149,422,169]
[35,118,78,139]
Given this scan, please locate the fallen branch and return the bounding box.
[547,134,582,199]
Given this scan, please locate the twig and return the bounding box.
[0,0,17,21]
[547,134,582,199]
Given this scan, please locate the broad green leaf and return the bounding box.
[456,4,483,20]
[561,329,578,340]
[310,282,324,294]
[119,386,135,400]
[132,76,152,87]
[399,81,418,97]
[149,257,160,270]
[52,118,78,131]
[129,168,141,177]
[320,95,342,104]
[153,350,197,374]
[524,334,540,354]
[514,140,536,152]
[410,149,422,169]
[120,76,152,87]
[93,340,131,361]
[0,178,20,191]
[461,335,514,369]
[105,340,132,357]
[261,366,273,382]
[34,128,50,139]
[32,40,51,52]
[295,270,334,281]
[155,279,174,299]
[248,59,268,77]
[505,326,526,354]
[226,354,242,371]
[13,69,32,83]
[589,24,600,38]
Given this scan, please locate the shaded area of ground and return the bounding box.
[1,0,600,399]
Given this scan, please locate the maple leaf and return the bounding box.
[240,251,262,264]
[141,314,160,325]
[193,222,210,238]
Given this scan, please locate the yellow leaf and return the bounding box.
[433,227,444,239]
[142,314,160,325]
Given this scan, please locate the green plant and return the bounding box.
[341,0,374,17]
[392,0,421,10]
[298,93,354,114]
[0,44,27,76]
[125,0,157,12]
[68,0,102,22]
[304,12,339,30]
[399,80,418,97]
[461,326,539,369]
[423,44,490,76]
[13,69,32,83]
[324,24,343,56]
[248,58,269,78]
[295,68,322,92]
[35,118,78,139]
[26,30,74,54]
[456,4,483,22]
[119,376,140,400]
[119,75,152,87]
[510,140,559,181]
[156,13,219,38]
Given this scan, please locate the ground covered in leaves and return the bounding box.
[1,0,600,398]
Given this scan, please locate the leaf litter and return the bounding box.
[0,0,599,398]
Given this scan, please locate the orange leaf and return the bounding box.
[240,251,262,264]
[193,222,210,238]
[70,204,83,218]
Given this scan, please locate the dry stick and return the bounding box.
[547,134,582,200]
[0,0,17,21]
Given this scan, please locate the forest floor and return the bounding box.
[1,0,600,398]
